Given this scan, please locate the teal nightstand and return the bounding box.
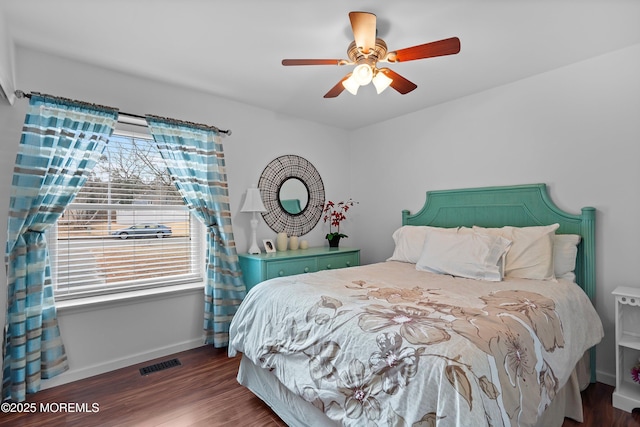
[239,247,360,291]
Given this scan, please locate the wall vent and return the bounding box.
[139,358,182,376]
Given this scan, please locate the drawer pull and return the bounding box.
[326,264,332,269]
[304,267,310,273]
[346,261,351,267]
[278,270,285,276]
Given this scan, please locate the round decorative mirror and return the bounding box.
[258,155,325,236]
[278,177,309,214]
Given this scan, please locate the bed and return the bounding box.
[229,184,603,427]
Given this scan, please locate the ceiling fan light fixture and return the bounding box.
[372,70,393,94]
[342,74,359,95]
[283,12,460,98]
[352,63,373,86]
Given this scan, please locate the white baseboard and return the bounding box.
[596,369,616,387]
[41,338,205,390]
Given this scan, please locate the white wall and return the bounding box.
[0,6,15,104]
[0,46,350,388]
[349,43,640,385]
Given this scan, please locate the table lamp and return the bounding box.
[240,186,267,254]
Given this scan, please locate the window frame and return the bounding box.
[47,127,205,302]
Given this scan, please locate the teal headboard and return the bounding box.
[280,199,302,215]
[402,183,597,380]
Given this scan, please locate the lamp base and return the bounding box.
[248,216,261,254]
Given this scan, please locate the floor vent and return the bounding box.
[139,358,182,376]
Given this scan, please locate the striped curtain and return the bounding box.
[145,116,245,347]
[3,93,118,402]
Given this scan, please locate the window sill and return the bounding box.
[55,282,205,314]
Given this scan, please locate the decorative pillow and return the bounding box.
[387,226,459,264]
[554,234,581,282]
[415,229,512,281]
[473,224,560,280]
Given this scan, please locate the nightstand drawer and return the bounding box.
[317,252,359,271]
[239,247,360,291]
[266,258,317,279]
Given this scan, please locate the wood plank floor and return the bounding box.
[1,345,639,426]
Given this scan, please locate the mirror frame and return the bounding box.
[258,155,325,236]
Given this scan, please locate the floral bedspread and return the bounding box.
[229,261,603,427]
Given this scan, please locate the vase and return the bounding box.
[289,235,299,250]
[276,232,288,251]
[328,235,341,248]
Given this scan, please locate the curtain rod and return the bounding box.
[14,90,232,136]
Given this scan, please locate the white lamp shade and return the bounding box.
[353,63,373,85]
[342,74,359,95]
[373,71,393,94]
[241,187,267,212]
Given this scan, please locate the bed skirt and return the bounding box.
[237,352,591,427]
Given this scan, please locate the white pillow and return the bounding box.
[387,226,459,264]
[472,224,559,280]
[554,234,581,282]
[416,229,512,281]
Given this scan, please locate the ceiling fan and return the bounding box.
[282,11,461,98]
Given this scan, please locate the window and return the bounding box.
[47,128,203,300]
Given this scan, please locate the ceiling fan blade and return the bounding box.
[349,11,377,54]
[324,74,351,98]
[282,59,345,66]
[379,68,417,95]
[387,37,461,62]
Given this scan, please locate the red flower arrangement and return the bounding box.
[323,199,358,244]
[632,359,640,384]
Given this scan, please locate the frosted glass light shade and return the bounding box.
[373,71,393,94]
[353,63,373,85]
[342,75,359,95]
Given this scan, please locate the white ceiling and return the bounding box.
[2,0,639,130]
